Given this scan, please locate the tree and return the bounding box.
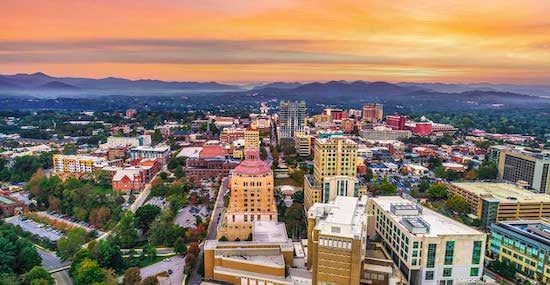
[96,240,124,272]
[0,238,16,274]
[57,228,88,260]
[152,129,163,145]
[284,204,306,240]
[22,266,54,285]
[478,160,498,180]
[74,258,105,285]
[433,166,447,179]
[363,168,374,182]
[141,276,160,285]
[379,181,397,196]
[428,183,448,200]
[143,245,157,261]
[17,245,42,273]
[292,191,304,204]
[113,211,138,248]
[446,195,470,215]
[174,165,185,178]
[62,143,78,155]
[134,205,161,232]
[188,242,200,257]
[174,238,187,256]
[418,178,430,192]
[122,267,142,285]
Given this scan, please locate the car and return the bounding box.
[168,269,173,275]
[164,258,172,262]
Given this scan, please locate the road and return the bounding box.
[188,177,229,285]
[130,175,155,212]
[37,247,73,285]
[265,146,273,167]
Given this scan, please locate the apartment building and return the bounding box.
[218,148,277,241]
[304,136,367,210]
[244,129,260,149]
[369,196,486,285]
[53,154,108,175]
[489,220,550,284]
[491,146,550,194]
[359,126,412,141]
[448,182,550,229]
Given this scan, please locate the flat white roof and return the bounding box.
[253,221,289,243]
[177,147,203,158]
[372,196,483,237]
[452,182,550,203]
[309,196,367,239]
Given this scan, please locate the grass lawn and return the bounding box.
[275,177,301,187]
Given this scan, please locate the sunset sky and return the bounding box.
[1,0,550,83]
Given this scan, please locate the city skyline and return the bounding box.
[2,0,550,83]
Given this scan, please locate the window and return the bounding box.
[425,271,434,280]
[470,268,479,277]
[444,241,455,265]
[443,268,452,277]
[427,244,437,268]
[472,241,482,264]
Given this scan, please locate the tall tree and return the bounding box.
[122,267,142,285]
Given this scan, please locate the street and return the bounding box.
[139,256,186,285]
[188,176,229,285]
[37,247,72,285]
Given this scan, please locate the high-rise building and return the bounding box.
[307,196,370,285]
[493,146,550,193]
[304,136,367,210]
[369,196,486,285]
[488,220,550,284]
[278,100,306,139]
[448,182,550,229]
[386,114,407,130]
[362,103,383,123]
[218,148,277,241]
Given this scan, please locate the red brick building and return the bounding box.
[112,168,145,192]
[185,157,240,183]
[0,195,25,217]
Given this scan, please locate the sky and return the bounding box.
[1,0,550,83]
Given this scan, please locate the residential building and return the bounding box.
[489,220,550,284]
[220,127,245,144]
[362,103,384,123]
[278,100,306,139]
[106,135,151,147]
[129,145,170,164]
[386,114,407,130]
[359,126,412,141]
[295,132,312,157]
[493,147,550,194]
[369,196,486,285]
[448,182,550,229]
[304,136,367,210]
[218,148,277,241]
[53,154,108,175]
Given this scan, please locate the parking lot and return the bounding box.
[145,196,169,209]
[6,216,64,241]
[37,211,99,233]
[175,205,209,228]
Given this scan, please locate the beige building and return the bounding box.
[493,146,550,194]
[244,129,260,149]
[448,182,550,228]
[205,221,311,285]
[218,148,277,241]
[53,154,108,176]
[295,132,312,157]
[369,196,486,285]
[304,136,367,210]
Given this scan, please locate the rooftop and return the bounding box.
[372,196,483,237]
[253,221,289,243]
[451,182,550,203]
[309,196,367,239]
[0,196,15,205]
[493,220,550,248]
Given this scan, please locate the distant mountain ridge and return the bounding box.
[0,72,242,91]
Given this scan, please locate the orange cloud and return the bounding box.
[1,0,549,83]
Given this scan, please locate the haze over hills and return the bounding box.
[0,72,549,112]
